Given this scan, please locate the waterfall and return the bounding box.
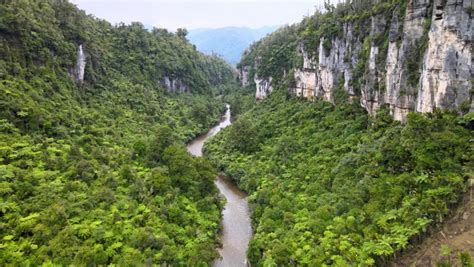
[76,44,86,82]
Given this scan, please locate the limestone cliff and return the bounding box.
[417,0,472,115]
[239,0,472,121]
[73,44,86,83]
[255,75,273,100]
[162,76,189,93]
[239,66,251,87]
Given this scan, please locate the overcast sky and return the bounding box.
[70,0,328,30]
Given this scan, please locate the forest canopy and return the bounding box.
[205,89,473,266]
[0,0,237,264]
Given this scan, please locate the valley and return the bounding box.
[0,0,472,266]
[187,106,252,266]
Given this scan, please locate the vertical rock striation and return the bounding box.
[162,76,189,93]
[417,0,473,114]
[255,75,273,100]
[75,44,86,83]
[239,66,250,87]
[240,0,472,121]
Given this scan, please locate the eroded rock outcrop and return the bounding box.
[239,66,250,87]
[383,0,433,121]
[293,69,317,99]
[241,0,472,121]
[255,75,273,100]
[74,44,86,83]
[162,76,189,93]
[292,44,317,99]
[417,0,473,114]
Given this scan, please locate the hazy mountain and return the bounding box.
[187,26,279,65]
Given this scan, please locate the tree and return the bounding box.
[176,28,188,39]
[228,117,258,153]
[147,126,176,164]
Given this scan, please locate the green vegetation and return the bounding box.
[238,25,301,85]
[437,246,474,267]
[2,0,472,265]
[0,0,237,265]
[205,88,473,266]
[227,0,473,264]
[214,84,256,118]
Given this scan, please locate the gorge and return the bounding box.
[0,0,473,266]
[187,106,252,267]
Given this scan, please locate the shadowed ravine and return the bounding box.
[187,105,252,267]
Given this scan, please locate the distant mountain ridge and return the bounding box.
[187,26,279,65]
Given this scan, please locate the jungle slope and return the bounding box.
[392,190,474,266]
[226,0,473,263]
[0,0,237,265]
[204,89,473,266]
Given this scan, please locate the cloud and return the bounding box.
[71,0,326,30]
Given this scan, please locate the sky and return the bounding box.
[70,0,328,31]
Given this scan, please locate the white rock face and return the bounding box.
[417,0,473,114]
[317,37,352,102]
[255,75,273,100]
[304,0,470,121]
[360,44,381,116]
[239,66,250,87]
[318,23,359,101]
[293,69,316,99]
[360,12,389,117]
[382,0,431,122]
[162,76,189,93]
[300,43,317,69]
[290,24,359,103]
[246,0,472,121]
[385,41,401,118]
[75,44,86,83]
[341,22,360,98]
[291,44,317,99]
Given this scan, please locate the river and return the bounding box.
[186,105,252,267]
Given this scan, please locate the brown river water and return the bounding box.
[186,105,252,267]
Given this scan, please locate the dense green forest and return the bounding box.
[222,1,473,263]
[0,0,238,264]
[1,0,472,265]
[205,88,473,265]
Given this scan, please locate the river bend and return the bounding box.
[186,105,252,267]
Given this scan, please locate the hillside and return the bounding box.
[205,89,473,266]
[392,190,474,266]
[187,26,278,65]
[1,0,472,265]
[205,0,473,265]
[0,0,238,265]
